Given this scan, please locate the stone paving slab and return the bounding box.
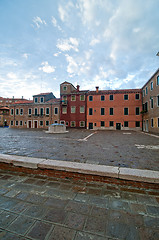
[0,169,159,239]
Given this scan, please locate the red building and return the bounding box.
[60,82,88,128]
[87,87,142,130]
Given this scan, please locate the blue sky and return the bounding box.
[0,0,159,99]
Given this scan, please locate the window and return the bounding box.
[145,102,148,112]
[124,94,128,100]
[40,108,44,115]
[20,108,23,115]
[62,107,67,114]
[146,87,148,95]
[101,121,105,127]
[151,98,153,108]
[143,89,145,97]
[20,121,23,126]
[40,97,44,103]
[150,81,153,90]
[124,121,129,127]
[157,96,159,107]
[11,121,13,126]
[136,121,140,127]
[136,107,140,115]
[34,97,38,103]
[54,107,58,114]
[46,108,49,115]
[109,121,114,127]
[80,95,85,101]
[71,121,76,127]
[135,93,140,100]
[16,121,18,126]
[80,121,85,127]
[101,95,105,101]
[71,106,76,113]
[151,119,154,128]
[60,121,65,124]
[124,108,128,115]
[110,95,113,100]
[11,109,14,115]
[158,118,159,128]
[71,95,76,101]
[16,109,19,115]
[28,108,32,115]
[65,122,69,126]
[40,121,43,126]
[89,108,93,115]
[157,76,159,86]
[89,96,93,101]
[101,108,105,115]
[34,108,38,115]
[46,121,49,126]
[63,86,67,91]
[110,108,114,115]
[54,120,58,123]
[80,106,85,113]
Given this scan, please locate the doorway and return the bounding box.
[34,121,38,128]
[28,121,32,128]
[89,122,93,129]
[116,123,121,130]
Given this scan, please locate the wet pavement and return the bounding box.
[0,128,159,171]
[0,169,159,240]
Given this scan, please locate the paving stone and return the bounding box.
[4,189,20,198]
[64,212,86,230]
[139,227,159,240]
[65,201,92,215]
[15,191,29,201]
[26,193,47,204]
[48,225,76,240]
[144,216,159,228]
[102,189,121,198]
[146,205,159,216]
[0,197,19,211]
[74,193,89,203]
[0,210,17,228]
[75,231,107,240]
[10,201,31,214]
[0,230,26,240]
[45,189,76,200]
[130,203,147,215]
[84,216,106,236]
[89,196,108,208]
[43,208,67,223]
[137,195,157,205]
[106,221,140,240]
[91,206,109,217]
[7,215,35,235]
[46,181,61,188]
[87,187,102,195]
[120,192,137,202]
[44,197,68,209]
[23,178,38,184]
[0,188,9,195]
[110,199,130,212]
[23,204,48,219]
[27,220,53,240]
[59,183,72,190]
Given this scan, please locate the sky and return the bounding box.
[0,0,159,99]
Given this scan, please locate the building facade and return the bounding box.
[9,93,60,129]
[142,68,159,134]
[0,107,10,127]
[87,87,142,130]
[60,82,88,128]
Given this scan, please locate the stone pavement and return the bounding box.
[0,169,159,239]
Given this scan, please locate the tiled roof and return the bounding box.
[33,92,52,97]
[87,89,142,95]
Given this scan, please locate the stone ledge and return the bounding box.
[0,154,159,183]
[119,167,159,183]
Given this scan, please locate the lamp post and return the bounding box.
[156,52,159,56]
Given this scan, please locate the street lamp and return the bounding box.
[156,52,159,56]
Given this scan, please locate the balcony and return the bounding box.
[61,100,68,105]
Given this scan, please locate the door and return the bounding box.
[34,121,38,128]
[89,122,93,129]
[146,120,148,132]
[116,123,121,130]
[28,121,32,128]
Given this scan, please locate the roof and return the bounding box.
[0,106,9,110]
[46,98,60,103]
[142,68,159,89]
[14,100,33,104]
[87,89,142,95]
[33,92,52,97]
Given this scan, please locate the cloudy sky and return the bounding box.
[0,0,159,99]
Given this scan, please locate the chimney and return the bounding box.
[22,96,23,99]
[12,96,14,99]
[96,86,99,93]
[77,85,80,92]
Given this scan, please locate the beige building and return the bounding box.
[9,93,60,129]
[142,68,159,134]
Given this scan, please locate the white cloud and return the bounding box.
[89,37,100,46]
[51,16,62,31]
[32,16,47,28]
[58,1,74,23]
[22,53,29,59]
[0,58,17,67]
[56,38,79,52]
[39,62,55,73]
[7,72,17,79]
[53,52,61,57]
